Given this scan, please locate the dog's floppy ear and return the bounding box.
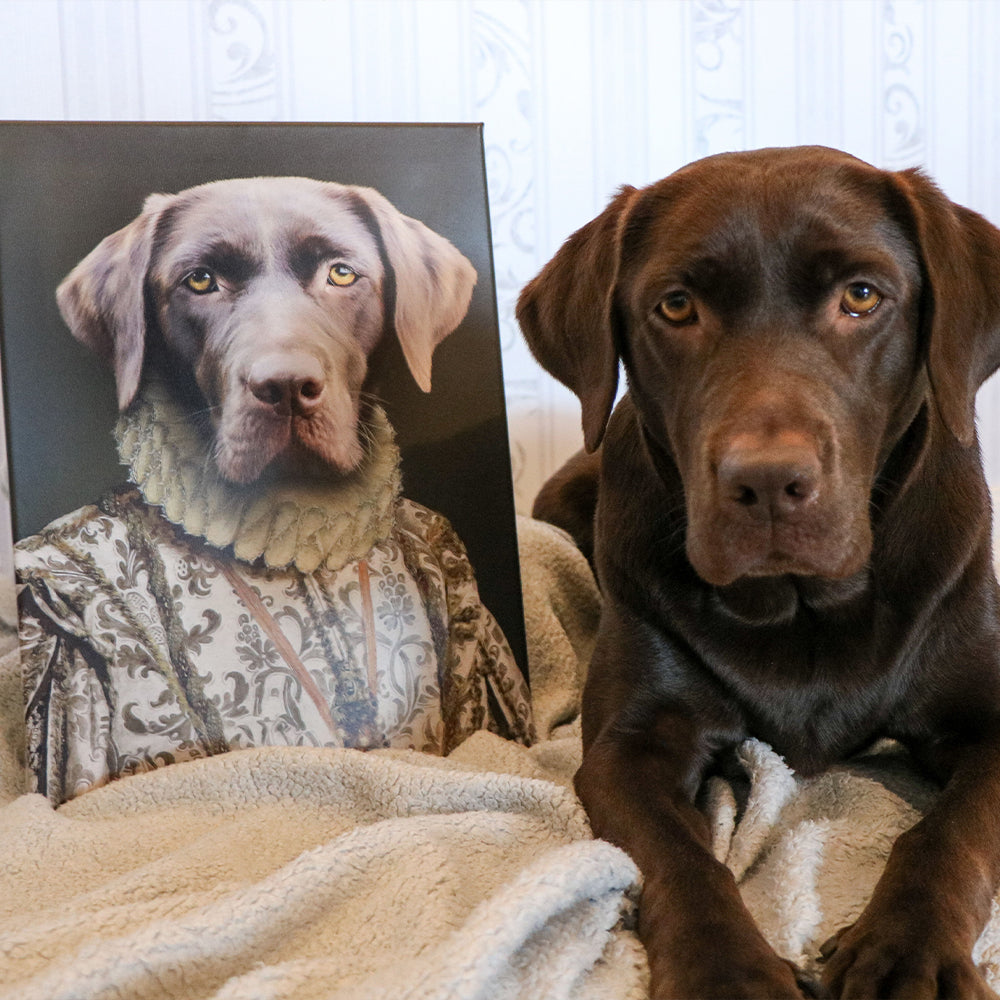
[516,186,637,452]
[891,168,1000,447]
[55,193,172,411]
[351,186,477,393]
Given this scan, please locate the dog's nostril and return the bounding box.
[250,378,288,407]
[735,486,758,506]
[254,381,285,407]
[300,379,323,401]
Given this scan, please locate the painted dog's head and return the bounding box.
[57,176,476,484]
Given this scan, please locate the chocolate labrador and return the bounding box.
[517,146,1000,998]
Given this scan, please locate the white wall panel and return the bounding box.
[59,1,144,119]
[204,0,286,119]
[838,0,882,164]
[793,0,845,148]
[284,1,357,121]
[414,1,474,120]
[1,0,1000,513]
[134,1,202,120]
[745,1,799,150]
[643,1,691,181]
[926,0,967,195]
[0,1,65,120]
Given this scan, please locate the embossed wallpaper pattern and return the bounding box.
[1,0,999,516]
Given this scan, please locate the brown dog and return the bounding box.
[518,146,1000,998]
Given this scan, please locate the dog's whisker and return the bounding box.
[655,524,688,561]
[204,444,223,481]
[359,389,388,408]
[357,421,379,450]
[147,403,221,428]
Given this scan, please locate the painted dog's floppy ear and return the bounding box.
[516,186,638,452]
[351,185,477,393]
[56,193,173,412]
[891,168,1000,447]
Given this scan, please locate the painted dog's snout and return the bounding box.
[247,352,326,417]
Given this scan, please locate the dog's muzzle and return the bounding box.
[684,405,871,588]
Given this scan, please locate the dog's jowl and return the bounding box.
[17,177,533,806]
[520,146,1000,999]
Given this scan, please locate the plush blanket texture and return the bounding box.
[2,517,1000,998]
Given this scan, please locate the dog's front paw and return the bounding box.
[820,920,997,999]
[655,954,825,1000]
[794,963,833,999]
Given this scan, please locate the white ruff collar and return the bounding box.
[115,382,402,574]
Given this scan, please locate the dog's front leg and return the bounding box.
[575,614,818,1000]
[821,734,1000,999]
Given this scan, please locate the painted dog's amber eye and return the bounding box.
[841,282,882,316]
[657,291,697,325]
[328,263,358,287]
[183,269,217,294]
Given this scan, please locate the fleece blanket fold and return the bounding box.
[2,517,1000,998]
[0,739,646,1000]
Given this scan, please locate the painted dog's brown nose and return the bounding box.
[247,354,326,416]
[717,444,821,521]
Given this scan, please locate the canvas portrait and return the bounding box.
[0,122,531,803]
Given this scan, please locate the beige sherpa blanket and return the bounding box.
[2,518,1000,998]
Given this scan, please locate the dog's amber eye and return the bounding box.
[841,282,882,316]
[328,263,358,287]
[657,291,697,325]
[184,269,217,295]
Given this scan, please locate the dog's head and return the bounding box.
[56,176,476,484]
[518,146,1000,587]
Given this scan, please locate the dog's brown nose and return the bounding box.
[247,354,326,416]
[717,443,821,521]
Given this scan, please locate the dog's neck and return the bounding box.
[114,380,402,574]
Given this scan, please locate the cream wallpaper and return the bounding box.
[1,0,999,517]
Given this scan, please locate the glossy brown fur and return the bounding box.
[519,146,1000,999]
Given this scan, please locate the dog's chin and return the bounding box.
[711,577,802,627]
[711,567,871,627]
[694,530,872,626]
[215,428,365,485]
[687,520,871,589]
[212,396,368,485]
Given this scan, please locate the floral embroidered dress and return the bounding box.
[16,384,533,804]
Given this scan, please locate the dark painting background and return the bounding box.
[0,121,526,673]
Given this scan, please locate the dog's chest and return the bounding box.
[698,613,900,773]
